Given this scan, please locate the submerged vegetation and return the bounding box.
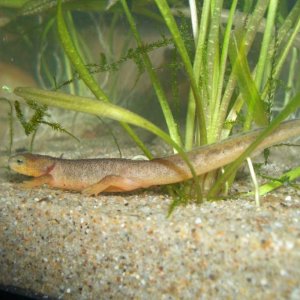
[1,0,300,206]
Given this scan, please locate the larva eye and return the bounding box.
[16,158,24,164]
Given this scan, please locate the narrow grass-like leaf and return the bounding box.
[207,0,223,115]
[248,166,300,196]
[262,7,300,100]
[254,0,278,90]
[0,0,27,9]
[213,0,237,132]
[276,0,300,50]
[56,0,108,101]
[56,0,152,158]
[14,87,160,138]
[219,1,269,127]
[154,0,207,145]
[189,0,198,42]
[207,92,300,199]
[185,0,211,149]
[121,0,182,148]
[229,35,268,127]
[283,48,298,107]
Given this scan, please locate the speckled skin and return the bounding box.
[8,119,300,195]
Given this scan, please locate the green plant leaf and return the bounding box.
[0,0,28,8]
[229,35,269,127]
[207,92,300,199]
[250,166,300,196]
[154,0,207,145]
[121,0,182,147]
[56,0,154,158]
[56,0,108,101]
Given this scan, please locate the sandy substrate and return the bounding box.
[0,145,299,299]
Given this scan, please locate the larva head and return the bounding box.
[8,153,55,177]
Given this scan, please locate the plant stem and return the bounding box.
[207,92,300,198]
[185,0,211,149]
[189,0,198,44]
[56,0,152,158]
[154,0,207,145]
[121,0,182,148]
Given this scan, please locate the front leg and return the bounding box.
[20,174,53,189]
[82,175,143,196]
